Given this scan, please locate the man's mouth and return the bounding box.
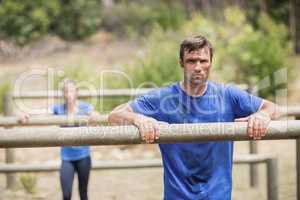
[193,74,203,79]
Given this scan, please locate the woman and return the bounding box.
[19,79,99,200]
[56,79,95,200]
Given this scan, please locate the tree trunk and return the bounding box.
[259,0,268,13]
[183,0,196,18]
[295,0,300,53]
[290,0,296,54]
[103,0,114,8]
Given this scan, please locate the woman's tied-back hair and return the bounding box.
[179,35,213,61]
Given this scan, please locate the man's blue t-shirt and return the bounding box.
[52,101,93,161]
[129,81,263,200]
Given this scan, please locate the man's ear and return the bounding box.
[179,59,184,68]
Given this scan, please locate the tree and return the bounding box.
[294,0,300,53]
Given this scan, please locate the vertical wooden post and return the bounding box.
[249,86,258,187]
[3,94,16,189]
[266,158,278,200]
[296,115,300,200]
[294,0,300,53]
[249,140,258,187]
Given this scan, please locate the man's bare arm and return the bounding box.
[108,103,160,143]
[259,99,282,120]
[108,103,140,125]
[235,99,281,140]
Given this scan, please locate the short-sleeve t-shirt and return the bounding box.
[52,101,93,161]
[129,81,262,200]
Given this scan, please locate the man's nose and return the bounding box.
[194,61,202,71]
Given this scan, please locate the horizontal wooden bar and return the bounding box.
[0,121,299,148]
[0,104,299,127]
[0,115,108,126]
[11,88,154,99]
[10,85,248,99]
[0,154,274,173]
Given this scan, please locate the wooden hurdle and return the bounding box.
[0,121,299,147]
[0,155,278,200]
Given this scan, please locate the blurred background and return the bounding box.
[0,0,299,199]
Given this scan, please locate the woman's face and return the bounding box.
[63,82,77,102]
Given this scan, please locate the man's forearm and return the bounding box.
[108,103,139,125]
[259,100,282,120]
[108,110,138,125]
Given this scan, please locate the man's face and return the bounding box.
[180,47,211,86]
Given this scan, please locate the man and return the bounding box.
[108,35,279,200]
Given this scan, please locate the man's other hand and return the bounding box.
[235,111,271,140]
[133,115,160,144]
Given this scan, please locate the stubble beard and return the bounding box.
[184,73,208,90]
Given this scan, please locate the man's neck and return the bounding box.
[180,81,207,97]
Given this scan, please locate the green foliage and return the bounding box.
[245,0,290,27]
[223,9,290,98]
[101,1,186,37]
[101,3,154,35]
[53,61,98,89]
[0,0,185,44]
[0,0,60,45]
[0,78,12,114]
[126,7,291,98]
[53,62,130,113]
[0,0,101,44]
[127,26,182,87]
[19,173,37,194]
[53,0,102,40]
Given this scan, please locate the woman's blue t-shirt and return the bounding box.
[52,101,93,161]
[129,81,263,200]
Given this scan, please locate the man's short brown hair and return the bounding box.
[179,35,213,61]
